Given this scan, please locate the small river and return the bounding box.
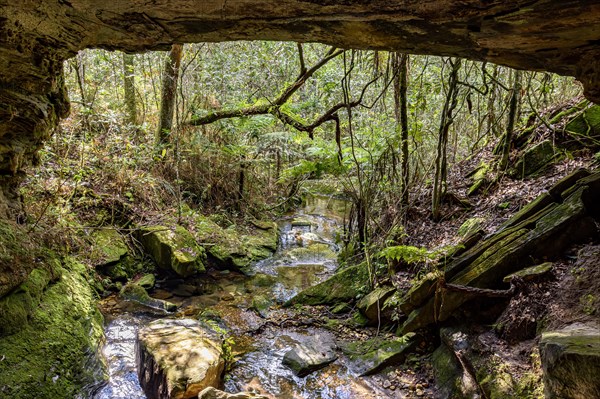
[93,195,391,399]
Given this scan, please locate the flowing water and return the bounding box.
[93,195,391,399]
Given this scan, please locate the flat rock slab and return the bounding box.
[342,333,417,376]
[540,323,600,399]
[198,387,268,399]
[282,334,337,377]
[136,318,224,399]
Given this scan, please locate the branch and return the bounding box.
[187,46,344,127]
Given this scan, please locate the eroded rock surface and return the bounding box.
[282,333,337,377]
[136,318,225,399]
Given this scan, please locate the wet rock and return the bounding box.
[139,225,206,277]
[540,323,600,399]
[342,333,417,376]
[120,282,177,313]
[197,387,268,399]
[137,318,225,399]
[282,334,337,377]
[285,263,370,306]
[357,286,397,324]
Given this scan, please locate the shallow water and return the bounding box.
[93,195,391,399]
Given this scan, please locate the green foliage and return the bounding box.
[378,245,433,264]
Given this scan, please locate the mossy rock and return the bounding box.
[341,333,417,376]
[503,262,552,283]
[357,286,397,324]
[509,140,560,178]
[0,258,106,398]
[540,323,600,399]
[457,217,484,239]
[467,162,489,196]
[0,220,41,298]
[192,214,277,274]
[284,262,370,307]
[120,282,177,313]
[564,104,600,146]
[139,225,206,277]
[135,273,156,289]
[89,228,128,266]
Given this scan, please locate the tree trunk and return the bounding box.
[499,69,522,170]
[156,44,184,148]
[393,53,410,206]
[432,58,462,221]
[122,53,138,126]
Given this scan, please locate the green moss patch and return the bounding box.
[0,258,106,398]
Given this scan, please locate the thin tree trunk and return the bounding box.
[156,44,183,148]
[394,53,410,206]
[122,53,138,126]
[500,69,522,170]
[432,58,462,221]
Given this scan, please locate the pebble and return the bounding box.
[416,389,424,397]
[389,385,396,391]
[383,380,391,389]
[416,383,423,390]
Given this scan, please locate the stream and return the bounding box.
[94,195,392,399]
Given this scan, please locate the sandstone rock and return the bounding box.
[120,282,177,313]
[342,333,417,376]
[282,334,337,377]
[540,323,600,399]
[197,387,268,399]
[137,319,225,399]
[503,262,552,283]
[510,140,560,178]
[90,228,128,266]
[357,286,397,323]
[193,214,277,274]
[400,185,598,334]
[136,273,156,289]
[285,263,370,306]
[139,226,206,277]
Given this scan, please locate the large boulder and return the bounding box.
[139,226,206,277]
[136,318,225,399]
[540,323,600,399]
[282,334,337,377]
[192,215,278,274]
[0,258,106,398]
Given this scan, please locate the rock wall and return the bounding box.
[1,1,600,218]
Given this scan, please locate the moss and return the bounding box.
[284,262,370,306]
[191,214,277,274]
[457,217,484,239]
[88,228,128,266]
[139,225,206,277]
[341,333,417,376]
[0,220,39,298]
[0,258,106,398]
[510,140,561,178]
[120,282,176,312]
